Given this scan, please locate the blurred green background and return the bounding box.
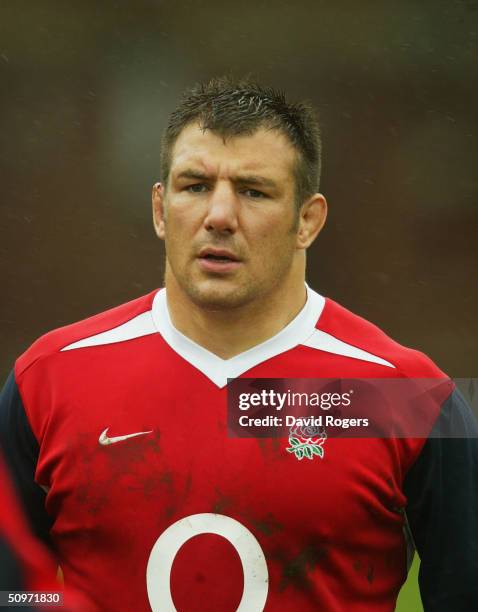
[1,2,477,608]
[397,556,422,612]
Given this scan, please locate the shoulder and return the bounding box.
[314,296,445,378]
[15,290,159,378]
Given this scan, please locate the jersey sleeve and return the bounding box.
[0,370,54,551]
[0,446,97,611]
[0,446,57,592]
[403,387,478,610]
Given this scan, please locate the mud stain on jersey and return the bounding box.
[212,489,234,514]
[140,472,173,499]
[159,471,174,490]
[163,505,176,519]
[159,474,193,521]
[367,563,375,584]
[353,559,375,584]
[257,437,283,459]
[87,492,109,516]
[74,429,163,515]
[257,439,267,456]
[271,539,328,592]
[102,430,161,468]
[250,512,283,537]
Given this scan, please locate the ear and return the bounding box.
[152,182,166,240]
[296,193,327,249]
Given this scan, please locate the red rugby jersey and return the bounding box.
[1,287,477,611]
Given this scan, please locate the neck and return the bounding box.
[165,267,307,360]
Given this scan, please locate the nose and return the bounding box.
[203,183,239,234]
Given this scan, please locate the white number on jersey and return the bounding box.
[146,513,269,611]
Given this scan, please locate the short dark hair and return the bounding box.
[160,76,322,206]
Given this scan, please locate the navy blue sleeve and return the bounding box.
[0,371,54,550]
[403,388,478,611]
[0,535,25,590]
[0,536,34,610]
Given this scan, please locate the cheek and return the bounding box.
[163,212,202,266]
[163,219,185,255]
[166,203,204,235]
[249,226,296,269]
[256,217,297,246]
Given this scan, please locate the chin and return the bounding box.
[185,281,255,311]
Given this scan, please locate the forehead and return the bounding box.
[169,123,297,180]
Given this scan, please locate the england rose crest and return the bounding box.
[286,424,327,461]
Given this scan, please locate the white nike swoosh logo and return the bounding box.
[99,427,153,446]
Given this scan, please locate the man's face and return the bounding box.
[153,123,307,310]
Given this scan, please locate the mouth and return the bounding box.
[198,248,240,262]
[197,248,242,273]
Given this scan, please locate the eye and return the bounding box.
[242,188,267,199]
[185,183,209,193]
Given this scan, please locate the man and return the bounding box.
[1,77,477,611]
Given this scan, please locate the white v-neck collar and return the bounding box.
[151,286,325,388]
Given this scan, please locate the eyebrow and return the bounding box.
[175,169,279,190]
